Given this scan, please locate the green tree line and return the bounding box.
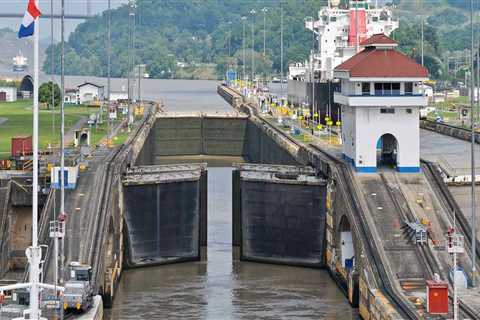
[42,0,327,79]
[42,0,479,81]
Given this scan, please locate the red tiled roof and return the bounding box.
[335,47,428,78]
[360,33,398,46]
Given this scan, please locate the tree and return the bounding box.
[39,82,61,109]
[42,0,326,79]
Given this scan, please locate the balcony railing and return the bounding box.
[346,92,424,97]
[334,91,428,107]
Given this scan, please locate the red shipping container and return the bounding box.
[426,280,449,314]
[11,136,33,158]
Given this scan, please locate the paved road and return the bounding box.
[45,118,127,282]
[420,128,480,244]
[420,128,480,176]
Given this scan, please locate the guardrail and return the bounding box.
[88,102,158,304]
[421,119,480,143]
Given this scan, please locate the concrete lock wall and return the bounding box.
[135,115,298,166]
[234,165,327,267]
[245,121,299,165]
[123,167,207,268]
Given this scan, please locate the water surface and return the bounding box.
[103,79,357,319]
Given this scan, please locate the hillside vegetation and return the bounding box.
[41,0,479,81]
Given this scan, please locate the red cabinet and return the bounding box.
[11,136,32,158]
[426,280,449,314]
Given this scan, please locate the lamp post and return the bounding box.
[280,1,284,101]
[107,0,111,144]
[227,21,232,81]
[241,16,247,89]
[421,15,424,67]
[50,0,55,137]
[261,7,268,86]
[250,9,256,88]
[128,0,136,128]
[228,21,232,58]
[305,16,315,121]
[469,0,477,287]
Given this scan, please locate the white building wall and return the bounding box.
[78,84,102,104]
[350,106,420,172]
[0,87,17,102]
[341,106,355,163]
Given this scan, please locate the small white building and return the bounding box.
[334,34,429,173]
[77,82,104,104]
[0,86,17,102]
[64,88,80,105]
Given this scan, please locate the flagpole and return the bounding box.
[30,0,41,318]
[59,1,66,319]
[0,2,65,318]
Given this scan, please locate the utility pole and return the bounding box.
[312,25,316,124]
[421,15,424,67]
[262,7,268,86]
[50,0,55,138]
[470,0,477,288]
[128,1,136,127]
[127,5,131,124]
[241,16,247,89]
[228,21,232,57]
[59,2,66,318]
[308,17,315,121]
[250,9,256,87]
[447,217,465,320]
[132,6,136,102]
[280,1,284,100]
[138,64,143,103]
[107,0,111,145]
[227,21,232,80]
[50,1,58,304]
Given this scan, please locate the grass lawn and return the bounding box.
[0,100,95,159]
[88,118,126,146]
[112,130,130,146]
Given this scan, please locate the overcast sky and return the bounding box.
[0,0,128,41]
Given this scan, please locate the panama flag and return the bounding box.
[18,0,41,38]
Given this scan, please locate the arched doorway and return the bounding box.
[339,215,354,270]
[376,133,398,169]
[19,75,34,94]
[79,133,89,146]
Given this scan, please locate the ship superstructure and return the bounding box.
[287,0,399,121]
[290,0,398,82]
